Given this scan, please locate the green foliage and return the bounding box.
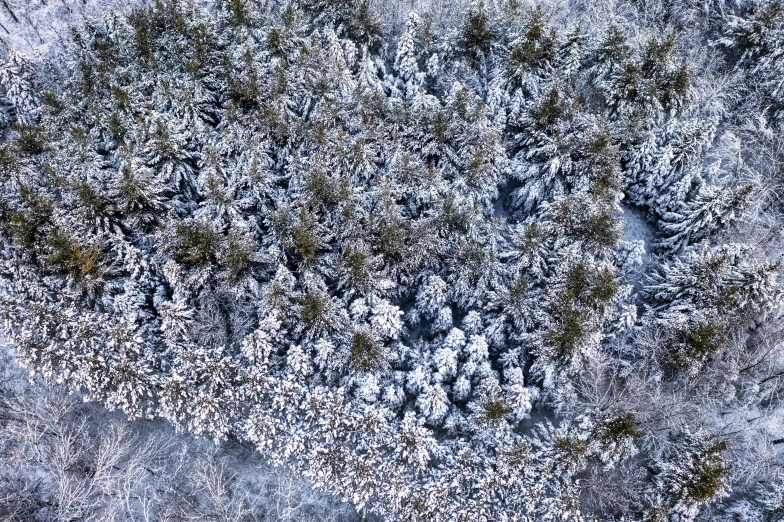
[2,187,52,249]
[41,90,64,113]
[520,221,547,252]
[106,111,127,144]
[170,221,218,266]
[77,181,108,219]
[305,167,351,208]
[454,239,491,284]
[349,330,382,372]
[506,276,529,308]
[127,0,216,72]
[13,123,46,155]
[656,432,730,508]
[545,305,586,358]
[0,143,18,172]
[584,130,622,198]
[438,194,473,232]
[113,165,160,216]
[227,49,261,110]
[374,220,407,261]
[462,2,492,60]
[532,88,565,128]
[583,207,621,249]
[150,119,178,160]
[611,34,692,114]
[594,25,629,65]
[290,218,321,263]
[507,7,557,79]
[300,292,327,330]
[130,1,186,55]
[228,0,250,26]
[588,267,619,303]
[481,398,511,421]
[543,261,620,361]
[564,263,590,300]
[674,319,726,366]
[554,436,589,465]
[43,229,103,282]
[340,245,372,293]
[349,0,382,46]
[223,234,255,281]
[682,440,729,504]
[563,263,618,306]
[554,197,621,250]
[300,0,381,46]
[594,413,642,443]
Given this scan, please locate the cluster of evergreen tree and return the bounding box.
[1,0,784,520]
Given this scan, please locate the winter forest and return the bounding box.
[2,0,784,520]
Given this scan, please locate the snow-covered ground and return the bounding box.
[619,202,658,297]
[0,0,154,58]
[621,203,656,266]
[0,339,361,521]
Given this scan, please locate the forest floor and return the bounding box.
[0,340,361,521]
